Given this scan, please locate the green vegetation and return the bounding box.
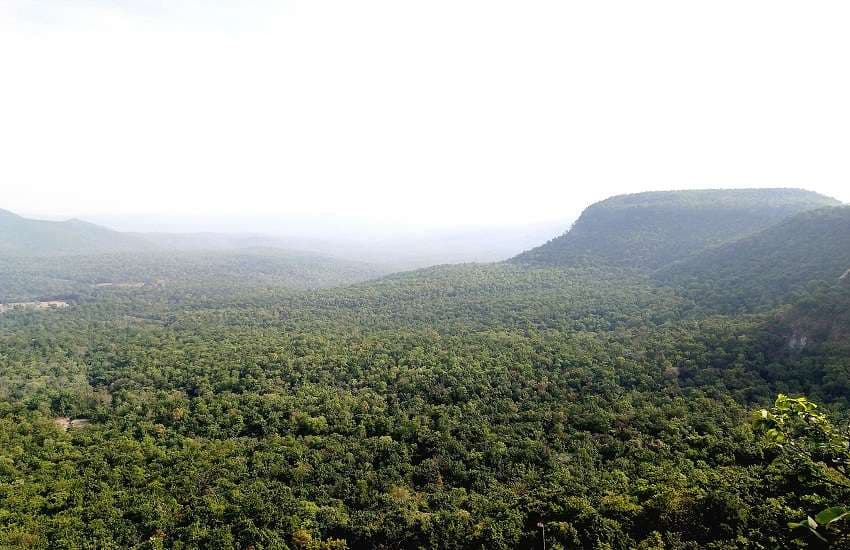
[778,277,850,351]
[757,395,850,545]
[512,189,839,269]
[1,189,849,548]
[658,206,850,312]
[0,249,386,303]
[0,209,158,256]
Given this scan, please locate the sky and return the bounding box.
[1,0,849,231]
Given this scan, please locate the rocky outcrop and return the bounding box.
[53,417,91,431]
[787,331,809,351]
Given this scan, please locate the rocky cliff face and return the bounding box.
[787,331,809,352]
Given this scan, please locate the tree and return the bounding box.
[757,394,850,543]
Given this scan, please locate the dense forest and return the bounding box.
[512,189,839,269]
[657,206,850,312]
[2,189,849,549]
[0,250,385,303]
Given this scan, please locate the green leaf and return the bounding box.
[815,506,850,526]
[766,428,786,443]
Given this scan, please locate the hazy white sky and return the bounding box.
[1,1,848,228]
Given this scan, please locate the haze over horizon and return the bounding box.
[5,4,850,547]
[3,0,850,229]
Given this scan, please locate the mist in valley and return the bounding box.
[79,212,576,270]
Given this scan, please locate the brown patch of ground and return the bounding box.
[53,417,91,431]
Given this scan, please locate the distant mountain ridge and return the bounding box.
[0,208,157,256]
[511,189,841,269]
[0,209,388,292]
[0,208,571,268]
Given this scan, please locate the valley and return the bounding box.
[1,189,849,548]
[4,0,847,546]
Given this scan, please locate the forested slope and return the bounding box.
[512,189,839,269]
[2,189,850,548]
[780,276,850,352]
[658,206,850,312]
[0,209,156,256]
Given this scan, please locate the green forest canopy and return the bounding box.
[1,188,849,549]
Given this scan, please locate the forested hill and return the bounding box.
[5,190,850,548]
[0,208,157,256]
[511,189,840,269]
[657,206,850,312]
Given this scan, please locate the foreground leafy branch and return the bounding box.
[757,394,850,542]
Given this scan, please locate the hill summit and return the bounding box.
[0,209,157,256]
[511,188,840,269]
